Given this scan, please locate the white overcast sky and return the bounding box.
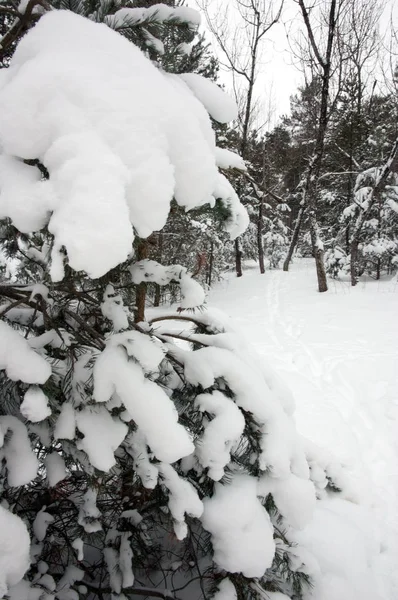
[188,0,398,128]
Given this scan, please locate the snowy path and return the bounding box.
[209,260,398,598]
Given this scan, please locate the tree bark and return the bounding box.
[235,238,243,278]
[208,240,214,287]
[290,0,339,292]
[350,239,359,286]
[283,205,305,271]
[257,199,265,274]
[134,240,148,322]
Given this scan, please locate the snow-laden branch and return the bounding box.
[0,11,248,281]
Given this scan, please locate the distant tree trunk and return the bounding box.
[257,199,265,274]
[235,238,243,278]
[134,239,148,322]
[309,209,328,291]
[283,205,305,271]
[208,240,214,287]
[350,239,359,286]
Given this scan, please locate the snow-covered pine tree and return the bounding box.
[0,6,350,600]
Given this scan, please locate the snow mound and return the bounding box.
[0,11,247,280]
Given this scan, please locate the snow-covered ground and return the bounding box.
[209,259,398,599]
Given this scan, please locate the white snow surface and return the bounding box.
[0,505,30,599]
[0,11,247,279]
[209,260,398,600]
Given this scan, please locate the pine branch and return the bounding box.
[84,581,183,599]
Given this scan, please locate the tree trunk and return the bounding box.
[154,284,161,307]
[208,240,214,287]
[309,210,328,292]
[350,239,359,286]
[283,205,305,271]
[295,0,338,292]
[257,199,265,274]
[235,238,243,278]
[134,240,148,322]
[153,232,163,307]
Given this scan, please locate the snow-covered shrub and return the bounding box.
[0,7,349,600]
[263,216,289,269]
[324,246,349,278]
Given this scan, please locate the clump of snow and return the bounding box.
[71,538,84,562]
[0,321,51,384]
[28,328,72,350]
[212,579,237,600]
[101,284,129,331]
[93,342,193,463]
[215,147,246,171]
[20,386,51,422]
[195,391,245,481]
[105,4,201,29]
[45,452,67,487]
[119,532,134,588]
[213,174,250,239]
[33,508,54,542]
[103,529,135,594]
[0,416,39,486]
[77,488,102,533]
[0,505,30,599]
[131,260,205,309]
[124,429,158,489]
[56,565,84,593]
[158,463,203,540]
[258,473,316,530]
[182,345,306,478]
[54,402,76,440]
[180,74,238,123]
[75,406,127,471]
[0,11,247,280]
[202,475,275,577]
[177,42,192,55]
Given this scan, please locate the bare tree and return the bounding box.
[283,0,347,292]
[283,0,384,292]
[198,0,284,276]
